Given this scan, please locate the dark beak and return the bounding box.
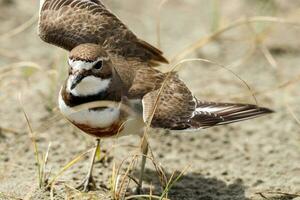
[71,72,85,90]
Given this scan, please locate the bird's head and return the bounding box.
[66,43,114,97]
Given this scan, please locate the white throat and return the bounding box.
[67,75,111,96]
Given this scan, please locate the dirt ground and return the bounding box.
[0,0,300,200]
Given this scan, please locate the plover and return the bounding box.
[38,0,273,192]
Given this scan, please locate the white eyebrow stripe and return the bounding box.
[68,57,109,71]
[68,59,95,71]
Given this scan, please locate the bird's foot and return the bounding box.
[76,175,96,192]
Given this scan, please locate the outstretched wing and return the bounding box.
[38,0,168,64]
[129,68,273,130]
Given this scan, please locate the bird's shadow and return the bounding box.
[139,169,248,200]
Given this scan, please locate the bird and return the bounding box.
[38,0,274,193]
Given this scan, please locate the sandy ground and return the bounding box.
[0,0,300,199]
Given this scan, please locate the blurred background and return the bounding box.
[0,0,300,199]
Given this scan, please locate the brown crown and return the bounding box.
[69,43,108,62]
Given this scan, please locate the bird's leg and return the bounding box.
[76,139,100,192]
[135,137,149,194]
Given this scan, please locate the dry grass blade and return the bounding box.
[226,72,300,101]
[265,191,300,197]
[257,192,269,199]
[286,103,300,125]
[170,58,258,104]
[19,94,43,188]
[160,171,176,199]
[0,126,21,134]
[115,154,138,199]
[256,191,300,199]
[172,16,300,62]
[125,195,170,200]
[108,149,163,198]
[110,162,117,197]
[283,84,300,125]
[47,148,93,188]
[42,142,52,183]
[246,22,282,80]
[278,75,300,90]
[210,0,221,32]
[150,184,153,200]
[150,156,168,188]
[260,44,278,69]
[159,165,191,200]
[50,186,54,200]
[0,13,38,40]
[156,0,169,48]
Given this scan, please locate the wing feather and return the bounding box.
[135,72,196,130]
[129,70,273,130]
[191,101,274,128]
[38,0,168,64]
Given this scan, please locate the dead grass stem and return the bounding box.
[159,165,191,200]
[256,191,300,199]
[47,148,93,188]
[156,0,169,48]
[19,94,43,188]
[168,58,258,104]
[126,195,169,200]
[172,16,300,62]
[0,126,21,134]
[286,102,300,125]
[283,83,300,125]
[224,73,300,102]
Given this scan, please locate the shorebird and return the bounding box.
[38,0,273,193]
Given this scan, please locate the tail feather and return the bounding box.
[190,101,273,129]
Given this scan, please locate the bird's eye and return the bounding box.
[94,60,103,70]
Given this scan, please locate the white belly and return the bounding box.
[58,93,120,128]
[58,92,146,137]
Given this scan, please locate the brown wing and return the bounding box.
[38,0,168,64]
[128,68,273,130]
[132,72,196,130]
[142,95,273,130]
[128,67,167,98]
